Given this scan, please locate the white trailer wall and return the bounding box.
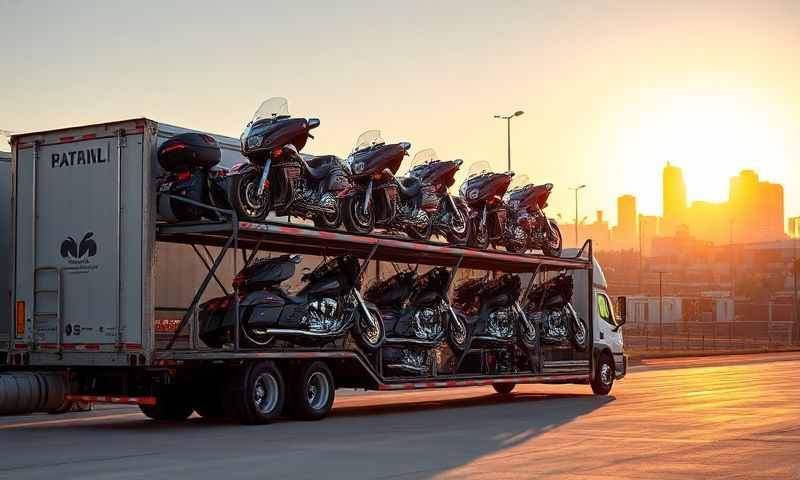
[1,151,10,349]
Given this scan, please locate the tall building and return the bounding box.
[729,170,784,243]
[662,162,687,236]
[613,195,637,249]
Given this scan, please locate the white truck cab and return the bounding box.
[562,249,628,393]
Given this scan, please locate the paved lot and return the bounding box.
[1,352,799,479]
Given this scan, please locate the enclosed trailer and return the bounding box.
[4,119,625,423]
[1,151,10,356]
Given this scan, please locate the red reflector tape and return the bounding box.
[81,133,97,140]
[59,136,74,143]
[65,395,157,406]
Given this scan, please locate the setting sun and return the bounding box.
[614,86,791,206]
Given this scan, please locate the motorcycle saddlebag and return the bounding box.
[158,133,221,172]
[157,169,208,223]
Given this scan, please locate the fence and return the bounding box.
[624,320,795,353]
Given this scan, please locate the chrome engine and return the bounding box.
[294,179,337,213]
[413,302,447,340]
[304,297,343,333]
[400,204,430,229]
[487,306,516,339]
[533,307,570,344]
[386,348,430,375]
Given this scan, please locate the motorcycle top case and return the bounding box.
[158,133,222,172]
[234,255,299,290]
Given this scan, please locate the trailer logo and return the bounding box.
[51,148,108,168]
[60,232,97,260]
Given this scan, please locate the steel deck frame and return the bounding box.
[153,214,594,389]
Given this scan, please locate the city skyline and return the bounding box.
[564,162,790,250]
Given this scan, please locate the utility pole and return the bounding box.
[654,270,667,350]
[793,225,798,344]
[729,219,735,300]
[639,220,644,293]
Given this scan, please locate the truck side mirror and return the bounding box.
[615,296,627,329]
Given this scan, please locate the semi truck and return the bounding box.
[1,119,626,422]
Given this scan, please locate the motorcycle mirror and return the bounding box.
[454,159,464,167]
[308,118,320,129]
[399,142,411,151]
[289,254,302,264]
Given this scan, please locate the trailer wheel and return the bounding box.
[192,381,225,419]
[225,361,285,424]
[492,383,515,395]
[140,387,193,421]
[287,361,335,421]
[591,353,614,395]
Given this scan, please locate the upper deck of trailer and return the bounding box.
[155,219,592,273]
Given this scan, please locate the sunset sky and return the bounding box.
[1,0,798,227]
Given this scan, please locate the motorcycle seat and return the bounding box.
[396,176,422,198]
[300,155,340,180]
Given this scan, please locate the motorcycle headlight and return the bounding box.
[246,134,263,150]
[468,189,480,200]
[352,161,365,174]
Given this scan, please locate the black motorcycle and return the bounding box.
[452,273,537,352]
[382,149,470,243]
[364,267,467,374]
[459,162,562,256]
[504,176,563,256]
[342,130,411,234]
[524,272,587,351]
[156,132,232,223]
[199,254,385,350]
[237,97,350,227]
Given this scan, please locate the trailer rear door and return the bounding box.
[13,121,146,352]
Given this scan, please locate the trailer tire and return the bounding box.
[591,353,614,395]
[192,382,225,419]
[225,361,285,424]
[493,383,515,395]
[286,361,335,421]
[140,387,193,421]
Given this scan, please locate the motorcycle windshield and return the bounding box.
[352,130,385,153]
[251,97,290,124]
[508,174,530,192]
[406,148,438,176]
[466,161,491,178]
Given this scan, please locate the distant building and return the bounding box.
[729,170,784,243]
[613,195,637,249]
[662,162,687,236]
[789,217,800,238]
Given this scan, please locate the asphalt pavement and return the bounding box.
[1,352,798,480]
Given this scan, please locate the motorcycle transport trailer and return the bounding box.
[2,118,626,422]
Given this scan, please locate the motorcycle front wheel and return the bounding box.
[445,202,470,245]
[353,305,385,351]
[542,221,563,257]
[468,219,490,249]
[229,170,271,222]
[343,195,376,234]
[568,312,588,352]
[447,312,469,352]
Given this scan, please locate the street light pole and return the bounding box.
[655,270,667,350]
[570,185,586,247]
[493,110,524,171]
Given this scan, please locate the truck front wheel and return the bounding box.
[591,353,614,395]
